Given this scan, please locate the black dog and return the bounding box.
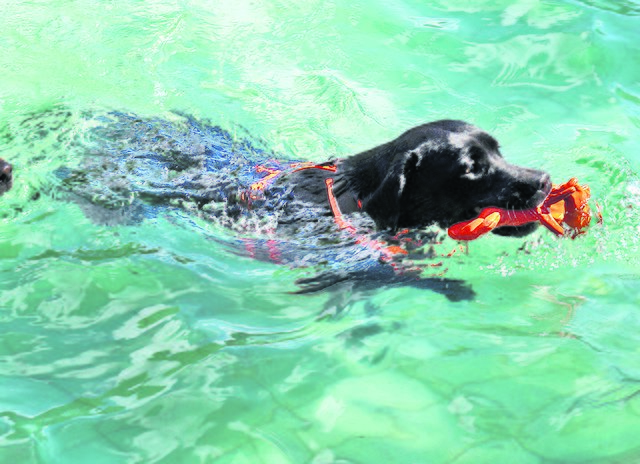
[0,158,12,195]
[22,111,550,299]
[285,119,551,236]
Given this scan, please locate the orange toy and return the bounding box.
[448,178,592,240]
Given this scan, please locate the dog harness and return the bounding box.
[242,162,409,266]
[240,161,337,203]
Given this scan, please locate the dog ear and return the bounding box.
[363,151,420,231]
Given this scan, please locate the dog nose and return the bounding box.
[539,173,552,194]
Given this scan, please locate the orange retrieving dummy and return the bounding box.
[448,178,591,241]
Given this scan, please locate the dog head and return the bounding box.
[0,158,12,196]
[360,120,551,236]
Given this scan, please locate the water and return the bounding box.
[1,1,640,462]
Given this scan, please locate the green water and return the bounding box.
[1,0,640,462]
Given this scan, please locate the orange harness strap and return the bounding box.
[324,178,357,234]
[241,162,337,202]
[325,178,408,263]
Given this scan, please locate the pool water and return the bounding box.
[1,1,640,462]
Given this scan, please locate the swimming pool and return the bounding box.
[1,0,639,462]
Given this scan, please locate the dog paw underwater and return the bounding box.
[10,110,556,301]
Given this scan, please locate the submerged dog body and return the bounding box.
[39,111,549,239]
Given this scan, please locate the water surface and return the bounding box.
[1,1,640,462]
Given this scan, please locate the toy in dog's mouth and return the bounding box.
[448,178,592,241]
[0,158,12,196]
